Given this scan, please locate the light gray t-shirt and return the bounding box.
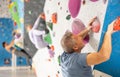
[60,52,93,77]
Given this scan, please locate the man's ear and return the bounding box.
[73,45,78,50]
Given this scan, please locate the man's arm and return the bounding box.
[78,17,96,39]
[86,20,115,66]
[28,32,35,44]
[32,15,41,29]
[78,26,92,39]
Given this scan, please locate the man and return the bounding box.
[2,39,32,67]
[60,19,116,77]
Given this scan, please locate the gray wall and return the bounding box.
[24,0,45,57]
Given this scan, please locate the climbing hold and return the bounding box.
[91,17,101,33]
[47,22,53,30]
[103,0,107,4]
[50,45,54,51]
[14,21,17,26]
[60,7,62,10]
[14,33,21,39]
[72,19,85,34]
[48,49,55,58]
[83,0,86,5]
[44,33,52,44]
[72,18,89,44]
[58,2,60,5]
[90,0,98,2]
[28,11,32,15]
[114,17,120,30]
[66,14,71,20]
[51,13,57,24]
[68,0,81,18]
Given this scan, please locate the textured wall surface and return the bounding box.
[24,0,46,57]
[0,0,26,66]
[0,0,11,18]
[94,0,120,77]
[0,18,13,66]
[1,0,120,76]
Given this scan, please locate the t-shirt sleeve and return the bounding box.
[29,31,35,44]
[32,30,45,35]
[77,53,88,66]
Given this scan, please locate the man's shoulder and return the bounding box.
[60,52,78,61]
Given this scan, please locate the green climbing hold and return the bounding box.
[47,22,53,30]
[44,33,52,44]
[66,14,71,20]
[58,55,61,66]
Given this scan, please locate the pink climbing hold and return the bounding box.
[90,0,98,2]
[72,19,89,44]
[91,17,100,33]
[72,19,85,34]
[103,0,107,4]
[14,33,21,39]
[68,0,81,18]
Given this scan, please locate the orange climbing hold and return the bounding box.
[51,13,57,24]
[50,45,55,51]
[48,59,51,62]
[114,17,120,30]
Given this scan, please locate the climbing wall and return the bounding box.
[0,0,118,76]
[94,0,120,77]
[44,0,108,61]
[24,0,46,57]
[0,0,11,18]
[44,0,118,77]
[0,18,13,66]
[44,0,120,77]
[0,0,27,66]
[8,0,24,48]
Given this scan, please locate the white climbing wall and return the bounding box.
[44,0,112,77]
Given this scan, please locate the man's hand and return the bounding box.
[88,16,97,26]
[86,26,92,31]
[88,16,101,33]
[40,12,45,20]
[107,20,116,34]
[87,16,97,31]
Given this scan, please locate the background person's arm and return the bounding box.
[86,20,115,66]
[32,15,41,29]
